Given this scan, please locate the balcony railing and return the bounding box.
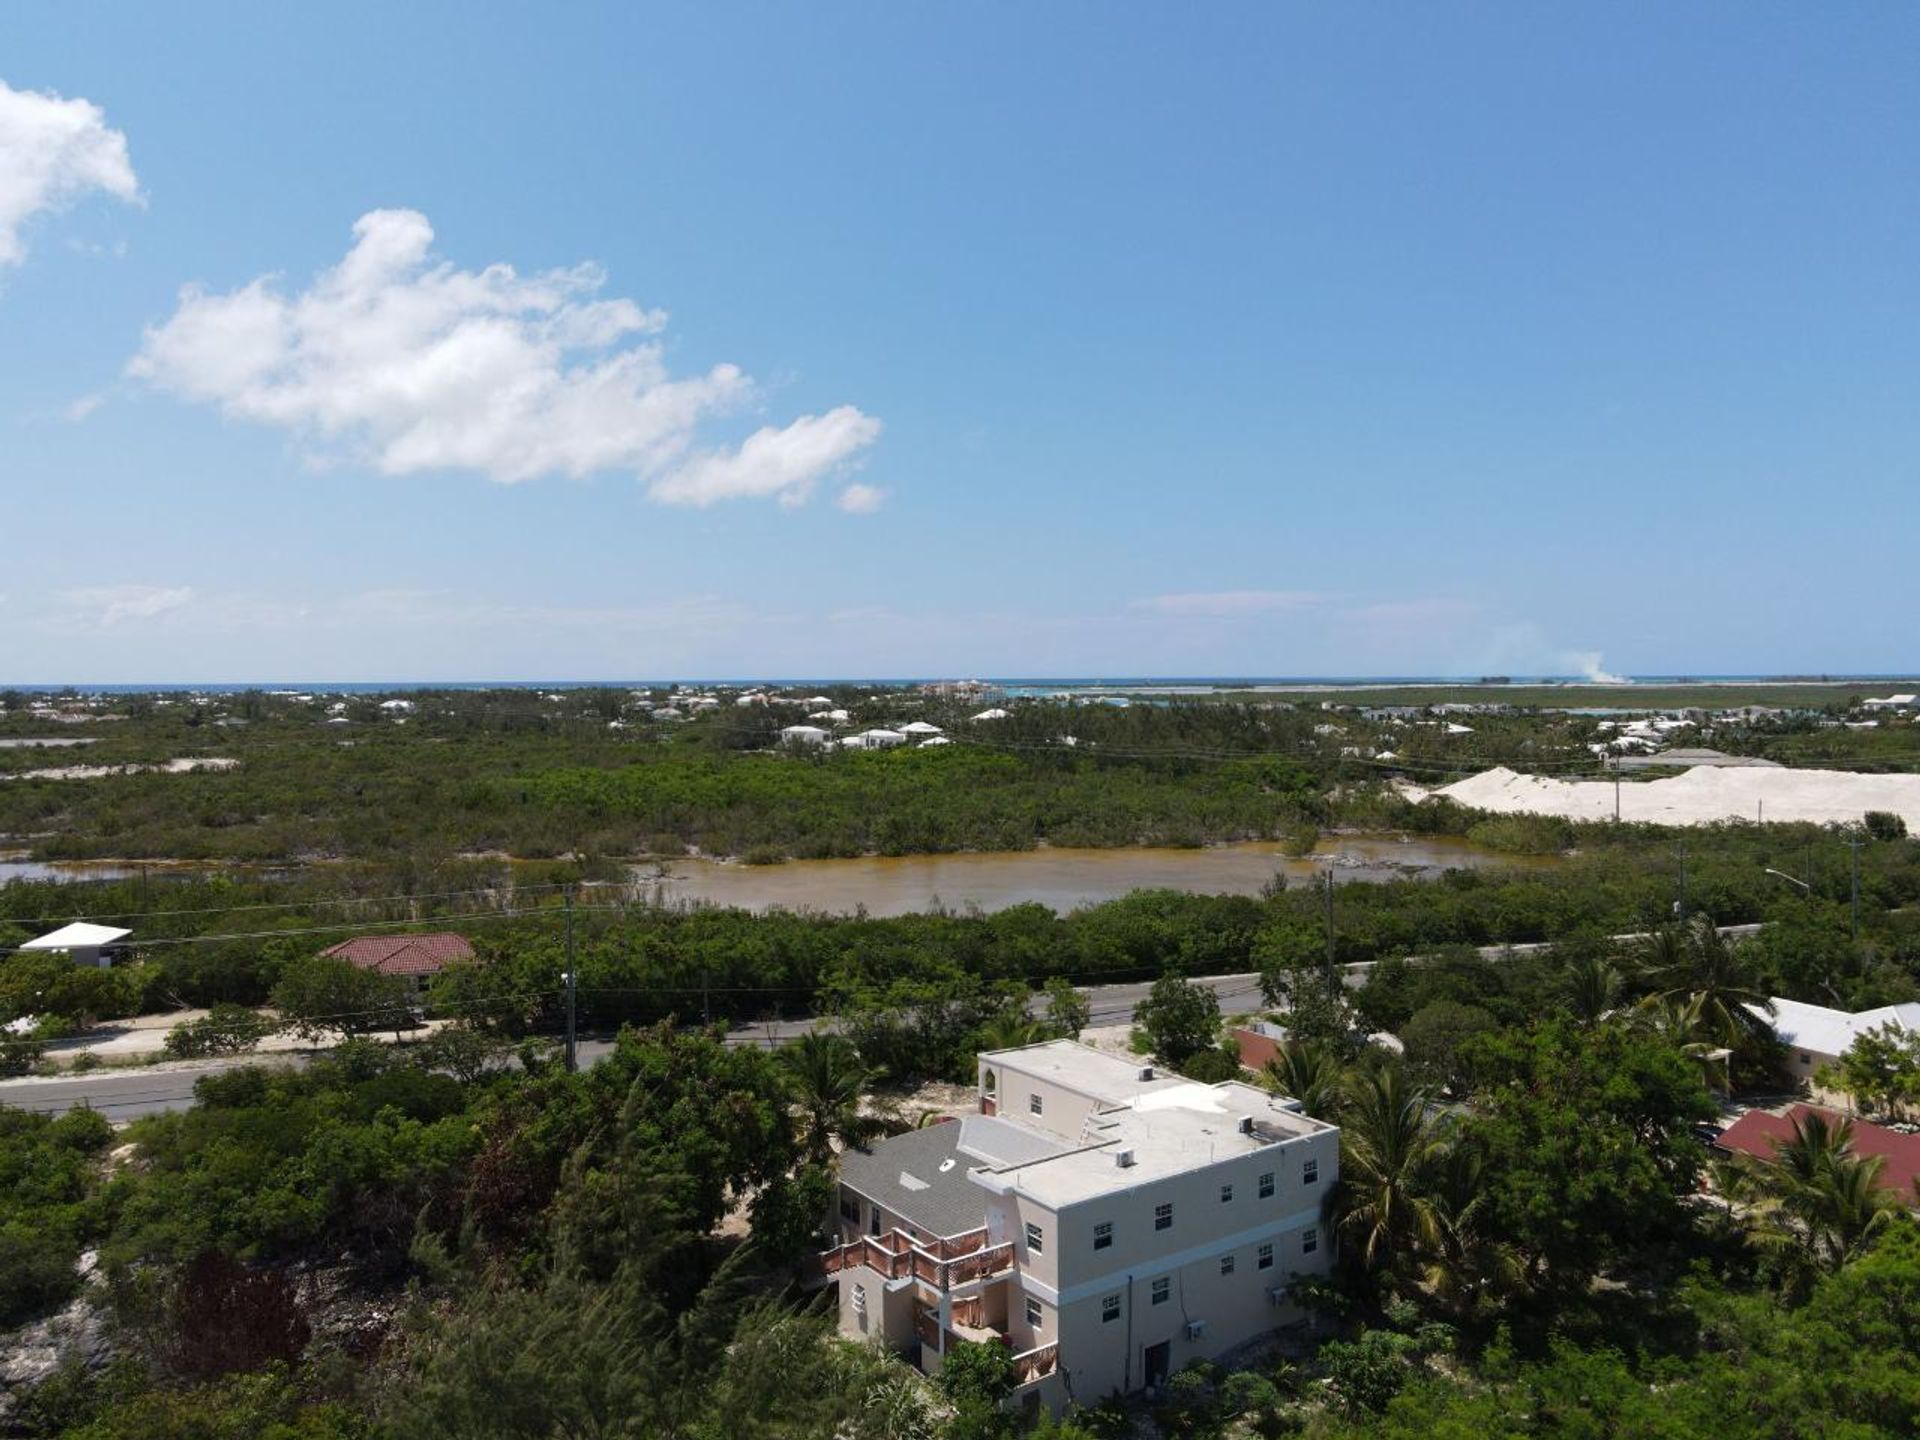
[1010,1342,1059,1386]
[820,1225,1015,1291]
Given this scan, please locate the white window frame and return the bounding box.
[1025,1221,1044,1255]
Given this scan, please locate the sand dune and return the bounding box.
[1431,765,1920,828]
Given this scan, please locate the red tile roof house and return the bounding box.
[320,933,476,994]
[1715,1104,1920,1203]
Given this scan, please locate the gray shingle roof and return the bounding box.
[839,1121,987,1239]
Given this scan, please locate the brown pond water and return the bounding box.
[633,835,1557,917]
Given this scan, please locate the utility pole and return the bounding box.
[1323,868,1336,1000]
[1676,845,1689,923]
[563,892,577,1072]
[1613,763,1621,823]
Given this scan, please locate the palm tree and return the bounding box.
[777,1032,880,1162]
[1260,1038,1347,1122]
[1418,1144,1522,1318]
[1634,991,1732,1091]
[1329,1067,1446,1280]
[1563,954,1624,1024]
[975,1012,1050,1054]
[1637,918,1774,1053]
[1725,1111,1896,1278]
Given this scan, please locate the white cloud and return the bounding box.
[57,585,194,629]
[128,209,882,507]
[0,79,139,265]
[647,406,883,508]
[64,391,105,421]
[1131,589,1328,618]
[835,481,886,514]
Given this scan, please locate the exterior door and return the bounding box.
[1143,1340,1172,1390]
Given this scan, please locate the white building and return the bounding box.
[1864,694,1919,711]
[825,1041,1337,1410]
[1754,997,1920,1090]
[779,724,831,746]
[21,922,133,969]
[842,728,907,750]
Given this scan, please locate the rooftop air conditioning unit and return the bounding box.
[1137,1066,1155,1081]
[1185,1320,1207,1340]
[1114,1148,1136,1168]
[1236,1116,1254,1134]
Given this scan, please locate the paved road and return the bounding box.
[0,973,1266,1121]
[2,926,1760,1122]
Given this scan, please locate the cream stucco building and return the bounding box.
[823,1039,1338,1410]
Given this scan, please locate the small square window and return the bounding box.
[1219,1183,1234,1203]
[1151,1277,1171,1305]
[1302,1158,1320,1185]
[1029,1093,1044,1115]
[1093,1221,1113,1251]
[1025,1296,1043,1328]
[840,1195,860,1223]
[1799,1053,1813,1066]
[1154,1202,1174,1231]
[1303,1227,1319,1255]
[1258,1171,1275,1199]
[1102,1294,1121,1323]
[1025,1222,1044,1255]
[1257,1243,1274,1270]
[1219,1253,1236,1276]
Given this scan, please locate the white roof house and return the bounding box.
[22,922,133,969]
[842,729,907,750]
[1864,694,1919,710]
[779,724,830,746]
[22,922,132,951]
[1752,996,1920,1066]
[919,735,952,747]
[898,721,943,735]
[971,708,1011,721]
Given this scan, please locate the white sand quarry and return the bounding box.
[1424,765,1920,828]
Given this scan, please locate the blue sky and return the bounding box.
[2,3,1915,682]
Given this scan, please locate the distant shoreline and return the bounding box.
[5,673,1918,695]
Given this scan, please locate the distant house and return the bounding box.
[20,922,132,969]
[321,932,476,994]
[1864,694,1919,711]
[1716,1105,1920,1201]
[779,724,830,746]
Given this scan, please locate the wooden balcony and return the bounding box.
[1010,1342,1059,1386]
[820,1225,1015,1291]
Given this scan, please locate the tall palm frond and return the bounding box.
[1564,954,1625,1025]
[1329,1067,1446,1278]
[776,1032,878,1162]
[1260,1039,1347,1122]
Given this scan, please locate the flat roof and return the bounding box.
[983,1081,1333,1208]
[982,1039,1190,1104]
